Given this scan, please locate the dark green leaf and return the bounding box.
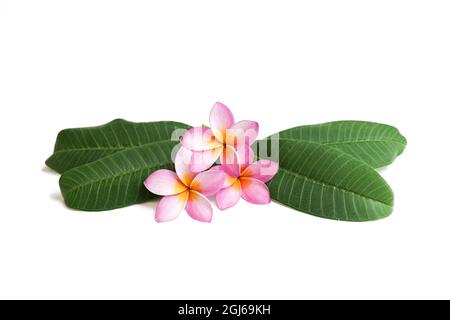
[268,121,407,168]
[59,140,178,211]
[46,119,190,173]
[255,139,394,221]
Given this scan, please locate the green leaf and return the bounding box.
[269,121,407,168]
[59,140,178,211]
[255,139,394,221]
[46,119,190,173]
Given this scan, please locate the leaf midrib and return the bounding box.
[276,137,406,146]
[61,140,176,195]
[53,137,179,153]
[53,146,128,153]
[62,161,173,196]
[275,166,392,206]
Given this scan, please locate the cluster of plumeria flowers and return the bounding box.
[144,102,279,223]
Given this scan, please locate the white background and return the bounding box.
[1,0,449,300]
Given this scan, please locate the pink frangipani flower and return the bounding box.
[180,102,259,172]
[213,152,279,210]
[144,148,226,223]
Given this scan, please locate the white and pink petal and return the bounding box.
[190,169,226,197]
[229,120,259,146]
[220,145,254,175]
[240,178,271,205]
[241,160,279,183]
[175,147,196,186]
[180,126,222,151]
[209,165,238,188]
[190,147,223,173]
[154,191,189,223]
[235,144,255,170]
[144,169,187,196]
[209,102,235,142]
[185,191,214,223]
[220,145,241,177]
[216,180,241,210]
